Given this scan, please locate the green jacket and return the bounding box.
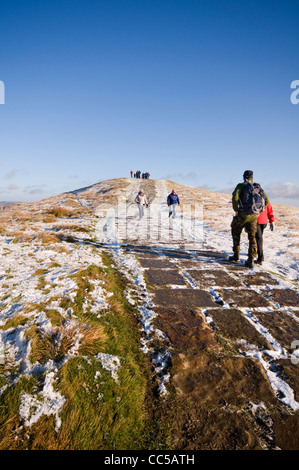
[232,179,269,213]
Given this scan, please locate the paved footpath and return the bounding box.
[110,180,299,449]
[124,244,299,449]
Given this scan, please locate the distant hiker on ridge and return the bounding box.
[167,189,180,219]
[229,170,269,268]
[255,201,275,265]
[130,170,133,178]
[135,190,149,220]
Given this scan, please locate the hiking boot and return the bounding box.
[245,258,254,268]
[228,254,240,263]
[255,258,263,265]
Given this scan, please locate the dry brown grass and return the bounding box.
[46,207,77,218]
[0,314,28,331]
[41,214,57,223]
[10,210,34,222]
[53,224,90,233]
[37,232,62,244]
[11,231,62,244]
[25,321,106,364]
[11,232,36,243]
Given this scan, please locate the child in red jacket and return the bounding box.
[255,202,275,264]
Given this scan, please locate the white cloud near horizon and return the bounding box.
[23,184,47,195]
[217,182,299,201]
[218,186,234,195]
[161,172,198,183]
[264,182,299,200]
[4,169,28,179]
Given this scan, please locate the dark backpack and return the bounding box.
[240,182,265,214]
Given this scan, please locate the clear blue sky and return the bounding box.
[0,0,299,206]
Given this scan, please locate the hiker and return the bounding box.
[167,189,180,219]
[130,170,133,178]
[255,201,275,265]
[135,190,149,220]
[229,170,269,268]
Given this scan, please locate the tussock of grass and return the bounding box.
[46,207,76,218]
[25,321,106,365]
[53,224,90,233]
[11,231,62,244]
[33,268,48,276]
[38,232,62,244]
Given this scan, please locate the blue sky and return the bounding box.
[0,0,299,206]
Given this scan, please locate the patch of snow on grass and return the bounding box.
[96,353,121,384]
[19,370,66,432]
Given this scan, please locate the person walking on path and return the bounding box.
[229,170,269,268]
[135,190,148,220]
[167,189,180,219]
[130,170,133,178]
[255,201,275,265]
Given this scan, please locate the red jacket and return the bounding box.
[258,202,275,224]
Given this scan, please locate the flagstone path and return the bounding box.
[106,179,299,450]
[125,244,299,450]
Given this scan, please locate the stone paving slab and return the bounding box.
[175,259,216,270]
[260,288,299,307]
[208,308,272,350]
[172,354,278,407]
[274,359,299,402]
[219,261,247,271]
[251,310,299,352]
[153,307,220,351]
[138,257,174,269]
[236,271,279,287]
[217,288,271,308]
[192,250,227,259]
[187,269,242,288]
[161,250,193,259]
[145,269,186,286]
[272,414,299,450]
[172,406,262,450]
[154,288,216,308]
[123,245,161,257]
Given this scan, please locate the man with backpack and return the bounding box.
[167,189,180,218]
[229,170,269,268]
